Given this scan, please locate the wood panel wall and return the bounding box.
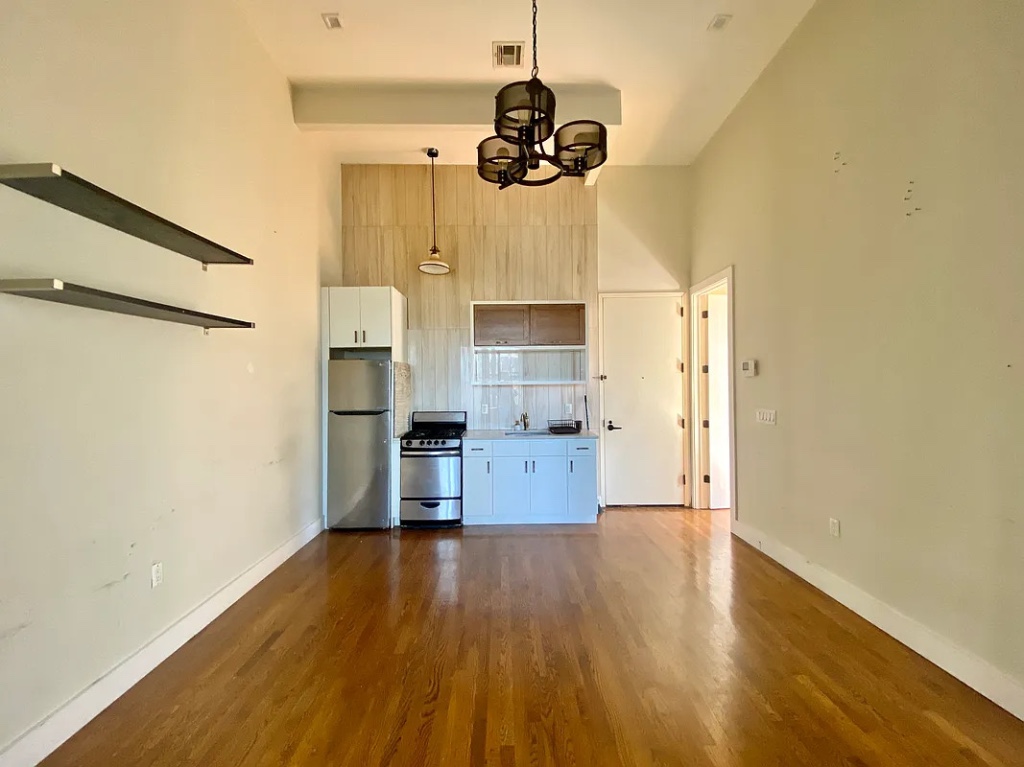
[339,164,599,429]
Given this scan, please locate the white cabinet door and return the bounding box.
[493,456,531,518]
[463,456,494,517]
[568,453,599,518]
[328,287,361,348]
[359,287,393,348]
[530,456,568,516]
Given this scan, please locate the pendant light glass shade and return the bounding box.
[419,148,451,276]
[419,245,451,275]
[494,78,556,147]
[554,120,608,177]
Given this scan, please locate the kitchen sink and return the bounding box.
[503,429,551,436]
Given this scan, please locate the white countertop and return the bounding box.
[465,429,600,441]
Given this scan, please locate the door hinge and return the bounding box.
[703,419,709,428]
[679,474,686,486]
[679,306,685,317]
[702,364,709,374]
[679,362,685,373]
[703,474,711,483]
[682,475,687,485]
[702,310,709,319]
[681,418,686,429]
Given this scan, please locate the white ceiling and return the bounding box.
[239,0,816,165]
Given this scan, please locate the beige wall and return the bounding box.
[691,0,1024,685]
[597,166,691,292]
[0,0,320,751]
[336,165,599,430]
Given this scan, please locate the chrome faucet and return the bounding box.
[521,411,530,430]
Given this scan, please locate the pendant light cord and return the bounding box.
[531,0,539,78]
[430,153,437,251]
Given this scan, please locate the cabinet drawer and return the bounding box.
[493,440,531,457]
[464,442,493,457]
[566,439,597,454]
[529,440,568,457]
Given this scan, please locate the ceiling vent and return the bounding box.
[321,12,343,30]
[707,13,733,31]
[492,42,525,68]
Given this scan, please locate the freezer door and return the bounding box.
[327,360,391,412]
[327,412,391,529]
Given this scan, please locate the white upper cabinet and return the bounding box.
[359,287,394,348]
[328,288,362,349]
[327,287,407,360]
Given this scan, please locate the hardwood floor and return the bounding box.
[43,510,1024,766]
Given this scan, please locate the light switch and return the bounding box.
[741,359,759,378]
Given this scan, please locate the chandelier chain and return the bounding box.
[531,0,539,78]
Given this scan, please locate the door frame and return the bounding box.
[598,291,690,507]
[688,267,738,519]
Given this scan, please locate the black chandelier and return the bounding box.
[477,0,608,189]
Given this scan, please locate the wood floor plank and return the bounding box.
[39,510,1024,767]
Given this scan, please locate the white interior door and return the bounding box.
[601,295,687,506]
[707,292,732,509]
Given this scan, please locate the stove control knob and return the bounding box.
[419,440,425,446]
[430,440,438,446]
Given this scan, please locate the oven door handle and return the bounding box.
[401,450,462,458]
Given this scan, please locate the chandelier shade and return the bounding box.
[477,136,527,188]
[554,120,608,176]
[494,78,556,147]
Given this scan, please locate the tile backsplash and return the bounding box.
[337,164,599,432]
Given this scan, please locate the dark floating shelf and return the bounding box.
[0,279,254,330]
[0,164,253,266]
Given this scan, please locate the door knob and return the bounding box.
[607,421,623,431]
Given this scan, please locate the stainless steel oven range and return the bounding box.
[400,411,467,527]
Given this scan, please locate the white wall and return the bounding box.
[598,166,691,292]
[692,0,1024,695]
[707,291,731,510]
[0,0,320,755]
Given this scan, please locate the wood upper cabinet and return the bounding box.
[473,305,530,346]
[473,303,586,347]
[529,304,586,346]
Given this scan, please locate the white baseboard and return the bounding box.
[731,520,1024,722]
[0,518,323,767]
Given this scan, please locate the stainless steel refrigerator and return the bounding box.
[327,360,392,529]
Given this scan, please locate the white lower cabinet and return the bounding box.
[529,457,568,516]
[463,456,494,517]
[568,453,599,517]
[463,438,598,523]
[492,456,531,518]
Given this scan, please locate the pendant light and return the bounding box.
[477,0,608,189]
[419,148,451,275]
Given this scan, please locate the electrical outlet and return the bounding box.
[829,518,841,538]
[481,403,489,415]
[756,409,777,425]
[151,562,164,588]
[564,402,573,416]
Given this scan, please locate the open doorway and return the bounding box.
[690,268,736,522]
